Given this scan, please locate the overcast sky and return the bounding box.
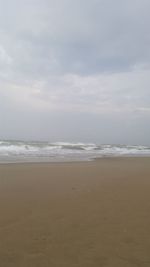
[0,0,150,144]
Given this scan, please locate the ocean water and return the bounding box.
[0,140,150,163]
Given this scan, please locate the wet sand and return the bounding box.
[0,157,150,267]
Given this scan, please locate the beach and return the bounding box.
[0,157,150,267]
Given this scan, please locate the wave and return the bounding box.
[0,140,150,163]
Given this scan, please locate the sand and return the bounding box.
[0,157,150,267]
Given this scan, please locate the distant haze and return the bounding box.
[0,0,150,145]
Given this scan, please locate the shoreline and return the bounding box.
[0,154,150,165]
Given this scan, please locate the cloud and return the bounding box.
[0,0,150,143]
[0,0,150,79]
[1,65,150,116]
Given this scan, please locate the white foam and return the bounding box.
[0,140,150,163]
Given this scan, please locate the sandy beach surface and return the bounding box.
[0,157,150,267]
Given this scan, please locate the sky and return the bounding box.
[0,0,150,144]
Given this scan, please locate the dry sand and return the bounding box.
[0,157,150,267]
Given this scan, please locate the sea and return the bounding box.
[0,140,150,163]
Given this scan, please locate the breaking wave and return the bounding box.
[0,140,150,163]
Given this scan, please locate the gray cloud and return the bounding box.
[0,0,150,144]
[1,0,150,77]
